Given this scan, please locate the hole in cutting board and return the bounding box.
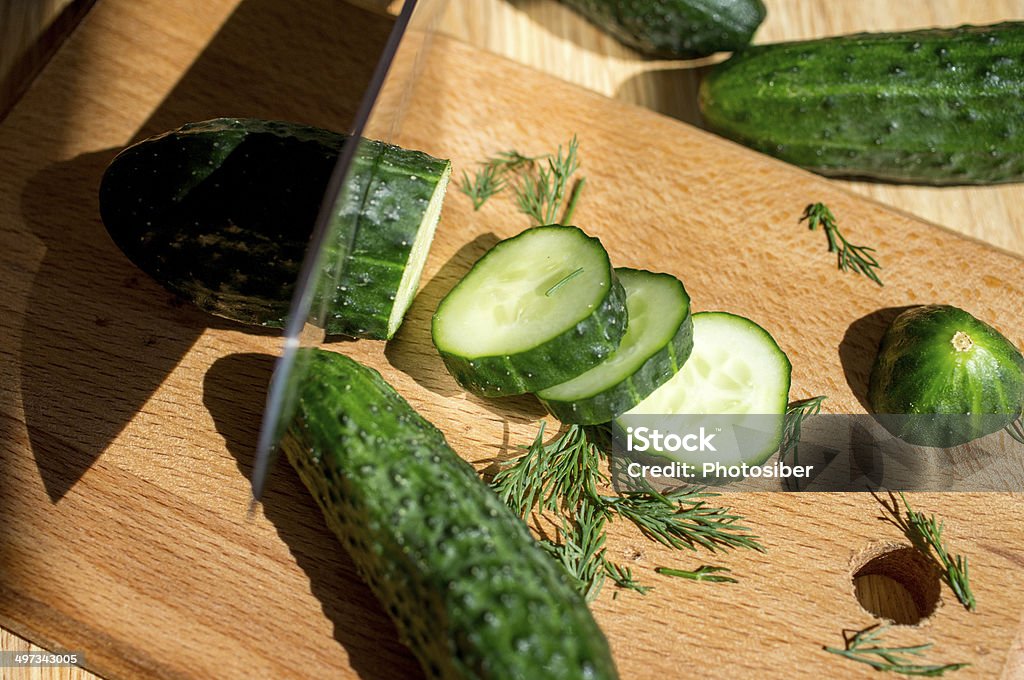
[852,545,941,625]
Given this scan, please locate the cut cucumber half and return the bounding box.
[432,225,627,396]
[617,311,791,467]
[537,268,693,424]
[98,118,452,340]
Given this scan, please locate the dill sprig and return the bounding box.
[562,177,587,224]
[491,422,763,599]
[604,562,652,594]
[655,565,737,584]
[541,503,609,602]
[545,267,585,297]
[779,395,827,466]
[603,485,764,554]
[888,492,976,611]
[515,136,581,225]
[491,422,605,517]
[459,150,541,210]
[459,164,503,210]
[801,202,883,286]
[460,137,584,225]
[824,625,968,676]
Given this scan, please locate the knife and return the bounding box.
[251,0,443,503]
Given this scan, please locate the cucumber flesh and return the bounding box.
[283,348,619,679]
[537,268,693,424]
[618,311,791,466]
[382,159,450,337]
[432,225,627,396]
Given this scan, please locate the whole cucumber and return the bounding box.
[869,305,1024,446]
[700,23,1024,185]
[559,0,765,58]
[282,348,619,680]
[99,118,451,339]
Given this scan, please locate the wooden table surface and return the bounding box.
[3,1,1023,679]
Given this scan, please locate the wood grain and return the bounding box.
[0,629,91,680]
[0,0,95,122]
[1,1,1023,680]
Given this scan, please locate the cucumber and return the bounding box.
[99,118,451,339]
[282,348,619,680]
[617,311,791,466]
[869,305,1024,446]
[559,0,765,58]
[432,225,627,397]
[699,23,1024,184]
[537,268,693,425]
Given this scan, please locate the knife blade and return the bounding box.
[251,0,444,504]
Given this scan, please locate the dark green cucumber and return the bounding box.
[432,225,627,397]
[537,268,693,425]
[700,23,1024,184]
[869,305,1024,446]
[282,348,619,680]
[99,118,451,339]
[559,0,765,58]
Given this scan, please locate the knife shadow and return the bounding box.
[15,0,399,502]
[136,0,393,144]
[17,148,279,502]
[203,352,423,680]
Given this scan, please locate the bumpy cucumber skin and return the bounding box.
[282,349,619,680]
[869,305,1024,446]
[538,269,694,425]
[700,23,1024,185]
[559,0,765,58]
[99,118,450,338]
[433,227,628,397]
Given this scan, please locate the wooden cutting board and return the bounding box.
[1,0,1022,678]
[429,0,1024,254]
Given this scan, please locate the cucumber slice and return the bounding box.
[617,311,791,466]
[537,268,693,424]
[432,225,627,396]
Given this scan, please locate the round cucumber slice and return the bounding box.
[432,225,627,396]
[869,304,1024,447]
[617,311,791,467]
[537,269,693,425]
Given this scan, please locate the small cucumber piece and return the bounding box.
[99,118,451,339]
[869,305,1024,446]
[283,348,619,679]
[432,225,627,396]
[617,311,791,466]
[537,268,693,424]
[558,0,766,58]
[700,23,1024,184]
